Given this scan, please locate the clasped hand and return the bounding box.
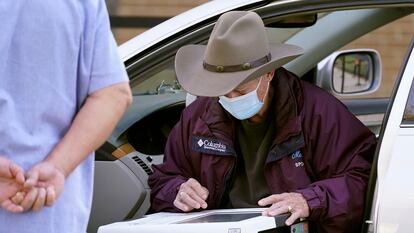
[0,157,65,213]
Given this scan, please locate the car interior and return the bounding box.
[88,3,414,232]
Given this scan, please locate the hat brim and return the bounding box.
[175,43,304,97]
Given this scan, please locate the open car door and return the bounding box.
[367,37,414,232]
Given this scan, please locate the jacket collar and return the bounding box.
[271,67,304,145]
[196,67,304,150]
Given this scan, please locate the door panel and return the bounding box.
[372,37,414,232]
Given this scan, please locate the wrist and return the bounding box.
[296,188,323,221]
[44,158,70,178]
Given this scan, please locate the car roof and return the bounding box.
[118,0,264,61]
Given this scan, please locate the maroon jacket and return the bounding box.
[148,68,376,233]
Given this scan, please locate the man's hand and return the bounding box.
[15,161,65,212]
[0,157,25,212]
[173,178,209,212]
[258,192,309,226]
[8,83,131,213]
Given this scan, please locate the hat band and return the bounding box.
[203,53,271,73]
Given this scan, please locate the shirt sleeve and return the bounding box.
[89,1,128,94]
[81,0,129,98]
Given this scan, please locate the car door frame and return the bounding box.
[362,37,414,232]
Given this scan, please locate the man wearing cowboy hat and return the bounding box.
[148,11,376,233]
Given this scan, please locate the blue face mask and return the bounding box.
[218,77,269,120]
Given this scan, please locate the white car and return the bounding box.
[87,1,414,232]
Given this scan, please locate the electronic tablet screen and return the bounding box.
[178,212,261,224]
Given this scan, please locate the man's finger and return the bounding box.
[9,162,25,184]
[182,187,207,209]
[187,179,208,200]
[36,181,48,188]
[263,203,289,217]
[45,185,56,206]
[1,199,24,213]
[173,198,192,212]
[24,169,40,189]
[11,191,25,205]
[266,201,287,214]
[20,188,39,211]
[0,157,12,178]
[178,191,201,209]
[200,187,209,201]
[285,212,301,226]
[188,191,207,209]
[258,194,285,206]
[32,188,46,211]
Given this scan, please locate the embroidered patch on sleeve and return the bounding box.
[191,136,235,156]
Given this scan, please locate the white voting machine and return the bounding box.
[98,208,306,233]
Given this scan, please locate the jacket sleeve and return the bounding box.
[148,111,194,213]
[296,88,376,232]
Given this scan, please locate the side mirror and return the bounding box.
[316,49,381,96]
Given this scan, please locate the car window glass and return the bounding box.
[130,27,307,95]
[403,81,414,124]
[266,28,302,43]
[131,63,180,95]
[266,13,329,43]
[129,13,333,95]
[129,11,414,98]
[338,13,414,99]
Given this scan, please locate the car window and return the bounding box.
[132,62,179,95]
[403,81,414,124]
[129,10,414,99]
[130,27,307,95]
[338,13,414,99]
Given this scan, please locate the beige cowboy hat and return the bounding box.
[175,11,304,97]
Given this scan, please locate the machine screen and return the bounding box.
[178,212,261,224]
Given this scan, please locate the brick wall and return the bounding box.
[108,0,209,44]
[112,0,208,17]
